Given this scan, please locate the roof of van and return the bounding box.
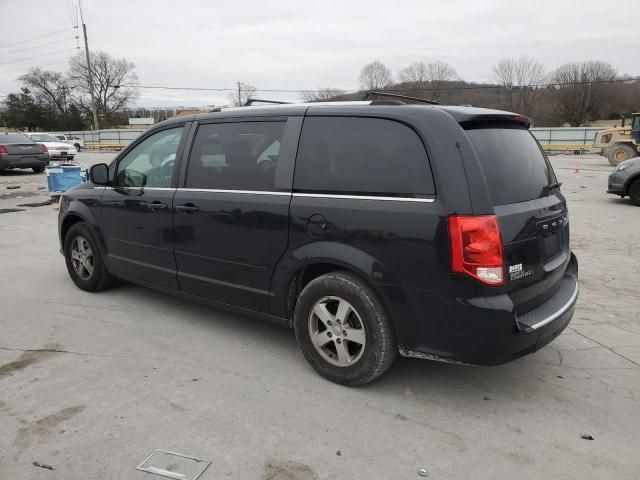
[165,102,530,128]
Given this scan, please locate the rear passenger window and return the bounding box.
[294,117,434,197]
[186,122,286,191]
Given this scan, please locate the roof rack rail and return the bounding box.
[244,98,292,106]
[363,91,439,105]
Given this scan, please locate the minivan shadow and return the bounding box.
[114,282,550,404]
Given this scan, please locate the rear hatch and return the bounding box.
[464,123,573,328]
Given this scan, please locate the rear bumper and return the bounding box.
[387,253,578,366]
[49,152,76,158]
[0,154,50,170]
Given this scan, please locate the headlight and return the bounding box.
[615,164,631,172]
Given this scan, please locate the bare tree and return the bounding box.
[398,61,458,100]
[359,61,393,90]
[68,50,138,123]
[227,82,257,106]
[19,68,71,114]
[398,62,429,87]
[300,87,347,102]
[426,61,458,87]
[493,57,546,117]
[551,61,617,126]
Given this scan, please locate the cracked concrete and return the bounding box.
[0,153,639,479]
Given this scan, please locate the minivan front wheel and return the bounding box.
[64,223,113,291]
[294,272,396,385]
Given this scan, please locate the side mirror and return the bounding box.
[89,163,110,185]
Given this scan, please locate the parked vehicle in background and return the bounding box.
[58,102,578,385]
[53,134,84,151]
[593,113,640,165]
[0,133,50,173]
[24,133,77,161]
[607,157,640,206]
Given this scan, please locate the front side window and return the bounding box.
[114,127,184,188]
[185,121,285,191]
[293,117,435,197]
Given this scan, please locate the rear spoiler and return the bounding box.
[459,114,532,129]
[435,107,532,129]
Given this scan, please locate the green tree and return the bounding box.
[1,88,51,131]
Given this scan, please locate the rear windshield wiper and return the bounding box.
[543,182,562,191]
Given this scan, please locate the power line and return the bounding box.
[0,47,79,67]
[118,76,640,94]
[0,28,76,49]
[0,60,71,75]
[2,37,78,57]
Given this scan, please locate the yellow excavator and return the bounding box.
[593,113,640,165]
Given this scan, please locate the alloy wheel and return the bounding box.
[70,235,94,281]
[308,296,367,367]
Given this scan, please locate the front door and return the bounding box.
[173,119,298,312]
[101,125,186,288]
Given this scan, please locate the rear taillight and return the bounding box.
[449,215,504,286]
[0,145,7,154]
[40,145,48,153]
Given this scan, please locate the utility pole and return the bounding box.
[80,3,99,130]
[237,81,242,106]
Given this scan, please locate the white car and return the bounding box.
[53,134,84,151]
[24,133,77,160]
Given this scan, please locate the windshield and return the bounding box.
[29,134,59,142]
[466,127,556,206]
[1,134,33,144]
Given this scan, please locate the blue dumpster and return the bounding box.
[46,164,87,195]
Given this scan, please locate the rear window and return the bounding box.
[294,117,435,197]
[2,134,33,144]
[465,127,555,205]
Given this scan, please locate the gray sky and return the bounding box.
[1,0,637,108]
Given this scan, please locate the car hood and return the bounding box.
[617,156,640,169]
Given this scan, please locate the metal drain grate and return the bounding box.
[137,449,211,480]
[0,208,25,214]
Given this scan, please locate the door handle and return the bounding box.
[142,201,168,211]
[175,203,199,214]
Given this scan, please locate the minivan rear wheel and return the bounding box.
[64,222,114,291]
[293,271,396,385]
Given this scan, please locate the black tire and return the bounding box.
[74,143,81,151]
[64,222,114,291]
[293,271,397,385]
[607,143,637,166]
[629,179,640,206]
[32,166,45,173]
